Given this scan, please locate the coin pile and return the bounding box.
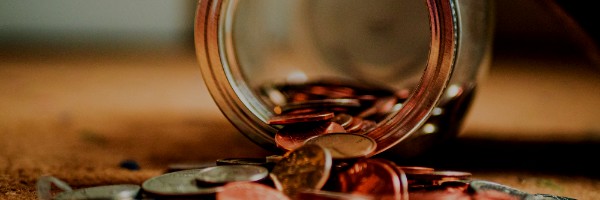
[40,144,573,200]
[38,81,572,199]
[260,80,407,152]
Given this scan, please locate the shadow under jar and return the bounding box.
[195,0,493,158]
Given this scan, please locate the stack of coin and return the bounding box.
[261,80,405,152]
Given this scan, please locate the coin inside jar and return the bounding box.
[270,144,333,197]
[304,133,377,159]
[53,184,140,200]
[195,165,269,187]
[275,122,345,151]
[267,112,334,125]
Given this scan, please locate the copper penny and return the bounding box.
[331,113,353,128]
[304,133,377,159]
[345,117,365,133]
[336,158,406,200]
[217,182,290,200]
[275,122,345,151]
[270,144,332,197]
[280,99,361,113]
[397,166,435,175]
[358,120,377,134]
[268,112,334,125]
[307,85,355,99]
[357,96,398,119]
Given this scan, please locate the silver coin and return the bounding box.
[469,180,529,198]
[166,161,216,173]
[195,165,269,186]
[304,133,377,159]
[142,169,220,196]
[53,184,140,200]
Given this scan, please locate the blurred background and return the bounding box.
[1,0,599,198]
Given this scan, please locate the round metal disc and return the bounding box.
[54,184,140,200]
[142,169,219,196]
[304,133,377,159]
[270,144,332,197]
[195,165,269,186]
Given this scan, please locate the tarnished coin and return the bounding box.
[336,158,406,200]
[142,169,219,196]
[307,85,355,99]
[216,157,274,170]
[468,180,528,199]
[217,182,290,200]
[296,189,374,200]
[270,144,332,197]
[280,99,361,113]
[304,133,377,159]
[345,117,365,133]
[54,184,140,200]
[268,112,334,125]
[195,165,269,187]
[275,122,345,151]
[331,113,353,128]
[397,166,435,175]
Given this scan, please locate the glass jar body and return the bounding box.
[195,0,493,157]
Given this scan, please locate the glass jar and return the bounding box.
[194,0,493,157]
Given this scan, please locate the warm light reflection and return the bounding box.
[445,85,462,98]
[286,70,308,84]
[422,123,436,134]
[432,107,443,116]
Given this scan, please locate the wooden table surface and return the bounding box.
[1,44,599,199]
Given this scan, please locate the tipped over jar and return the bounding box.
[194,0,493,157]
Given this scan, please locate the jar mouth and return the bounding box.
[195,0,459,155]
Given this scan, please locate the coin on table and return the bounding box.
[397,166,435,175]
[336,158,407,200]
[275,122,345,151]
[217,182,290,200]
[295,189,375,200]
[468,180,528,199]
[216,157,274,170]
[195,165,269,187]
[266,155,284,163]
[166,161,216,173]
[410,170,472,186]
[54,184,140,200]
[142,169,220,196]
[304,133,377,159]
[270,144,333,197]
